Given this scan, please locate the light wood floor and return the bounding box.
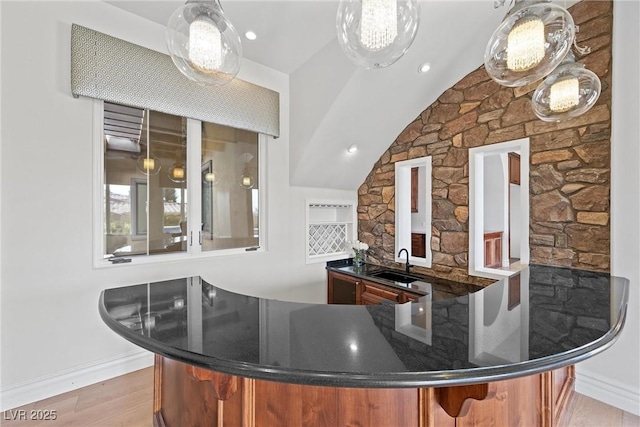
[2,367,638,426]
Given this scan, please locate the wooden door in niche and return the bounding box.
[411,167,418,213]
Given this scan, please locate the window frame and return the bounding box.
[93,100,268,268]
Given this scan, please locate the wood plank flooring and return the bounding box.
[1,369,153,427]
[2,367,638,426]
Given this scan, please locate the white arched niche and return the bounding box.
[395,156,432,268]
[469,138,530,279]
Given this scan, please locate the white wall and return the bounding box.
[575,0,640,416]
[0,1,355,410]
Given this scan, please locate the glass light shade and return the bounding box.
[169,164,186,183]
[336,0,420,69]
[166,0,242,86]
[531,61,601,122]
[484,0,575,87]
[136,155,161,175]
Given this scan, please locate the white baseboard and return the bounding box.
[0,350,154,412]
[575,368,640,416]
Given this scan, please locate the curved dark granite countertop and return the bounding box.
[99,265,628,388]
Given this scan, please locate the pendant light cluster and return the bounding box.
[166,0,421,78]
[166,0,242,86]
[336,0,420,69]
[484,0,601,122]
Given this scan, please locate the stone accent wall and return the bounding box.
[358,0,612,284]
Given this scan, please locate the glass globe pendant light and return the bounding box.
[336,0,420,69]
[136,155,161,175]
[239,166,254,189]
[531,53,601,122]
[484,0,575,87]
[166,0,242,86]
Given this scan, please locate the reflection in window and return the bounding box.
[201,122,259,251]
[101,101,262,261]
[103,102,187,257]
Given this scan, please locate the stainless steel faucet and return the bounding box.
[398,248,412,274]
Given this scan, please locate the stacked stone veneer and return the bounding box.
[358,0,613,285]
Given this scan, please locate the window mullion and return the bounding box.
[187,118,202,255]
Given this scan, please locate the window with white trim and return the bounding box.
[98,100,264,264]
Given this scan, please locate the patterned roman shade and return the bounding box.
[71,24,280,138]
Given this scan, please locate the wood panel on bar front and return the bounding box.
[153,356,574,427]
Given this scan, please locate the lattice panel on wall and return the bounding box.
[306,201,355,264]
[308,224,347,256]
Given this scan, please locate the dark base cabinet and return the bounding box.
[154,356,575,427]
[328,270,423,305]
[327,271,361,304]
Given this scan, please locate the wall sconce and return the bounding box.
[484,0,575,87]
[531,52,601,122]
[136,155,161,175]
[336,0,420,69]
[166,0,242,86]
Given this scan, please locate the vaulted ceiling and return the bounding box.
[103,1,511,190]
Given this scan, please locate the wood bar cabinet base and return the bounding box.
[153,356,574,427]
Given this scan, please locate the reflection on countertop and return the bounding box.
[99,265,628,388]
[326,259,485,299]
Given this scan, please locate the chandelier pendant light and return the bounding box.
[166,0,242,86]
[506,16,545,72]
[360,0,398,51]
[549,77,579,112]
[484,0,575,87]
[336,0,420,69]
[531,52,601,122]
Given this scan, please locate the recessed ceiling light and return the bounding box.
[418,62,431,73]
[347,144,358,153]
[245,31,257,41]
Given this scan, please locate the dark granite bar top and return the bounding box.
[99,265,628,388]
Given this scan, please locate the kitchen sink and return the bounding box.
[370,270,420,283]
